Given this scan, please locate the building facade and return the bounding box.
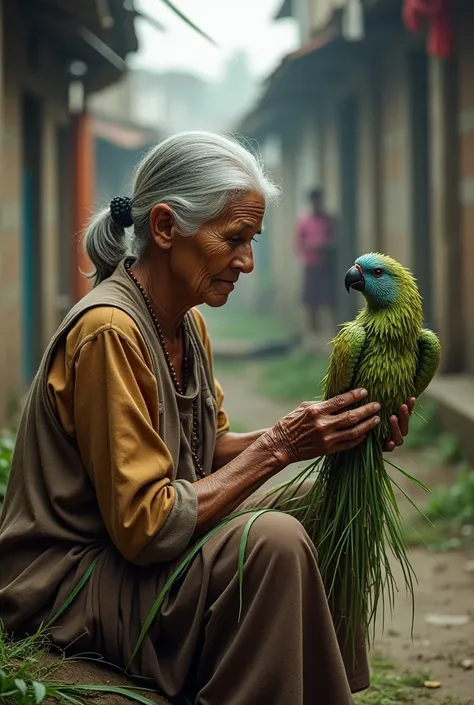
[0,0,137,423]
[239,0,474,449]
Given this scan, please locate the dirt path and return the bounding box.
[218,364,474,704]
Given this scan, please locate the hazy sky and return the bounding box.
[130,0,298,80]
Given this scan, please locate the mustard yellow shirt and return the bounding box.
[46,306,229,561]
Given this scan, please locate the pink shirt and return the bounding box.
[294,212,333,267]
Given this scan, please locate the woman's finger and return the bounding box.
[384,439,396,453]
[327,401,381,430]
[318,388,368,414]
[389,414,404,447]
[407,397,416,415]
[327,415,380,447]
[331,435,367,454]
[397,404,410,437]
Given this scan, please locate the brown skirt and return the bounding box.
[49,481,369,705]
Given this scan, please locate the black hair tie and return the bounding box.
[110,196,133,228]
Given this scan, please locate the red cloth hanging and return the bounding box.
[402,0,454,58]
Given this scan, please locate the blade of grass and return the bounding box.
[128,522,225,666]
[14,678,27,695]
[129,506,283,666]
[383,458,430,492]
[32,681,47,704]
[67,684,160,704]
[389,475,434,525]
[46,558,98,628]
[51,691,86,705]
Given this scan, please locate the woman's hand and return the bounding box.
[267,388,381,466]
[383,397,416,452]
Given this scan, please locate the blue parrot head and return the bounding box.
[344,253,404,308]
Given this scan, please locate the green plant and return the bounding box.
[355,657,430,704]
[424,467,474,525]
[0,433,14,502]
[0,562,163,704]
[426,433,467,466]
[0,621,161,704]
[403,459,474,551]
[355,668,430,704]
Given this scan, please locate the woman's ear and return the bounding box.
[150,204,176,250]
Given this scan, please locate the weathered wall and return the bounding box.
[379,48,411,267]
[0,1,70,421]
[456,4,474,374]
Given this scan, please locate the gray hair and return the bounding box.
[83,131,281,286]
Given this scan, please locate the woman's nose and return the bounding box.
[233,245,254,275]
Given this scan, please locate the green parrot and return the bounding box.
[281,252,441,648]
[328,252,441,438]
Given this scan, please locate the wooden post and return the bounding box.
[72,110,94,301]
[429,55,463,372]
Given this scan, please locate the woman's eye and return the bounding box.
[228,234,258,244]
[373,268,383,278]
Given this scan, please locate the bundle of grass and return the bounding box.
[271,253,441,647]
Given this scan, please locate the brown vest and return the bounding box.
[0,259,217,631]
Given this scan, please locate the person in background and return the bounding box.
[294,187,336,349]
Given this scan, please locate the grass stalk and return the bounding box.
[271,432,424,650]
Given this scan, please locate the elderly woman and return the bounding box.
[0,132,413,705]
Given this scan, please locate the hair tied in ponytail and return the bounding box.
[110,196,134,228]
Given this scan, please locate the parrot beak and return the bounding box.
[345,265,365,293]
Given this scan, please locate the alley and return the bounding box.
[217,361,474,704]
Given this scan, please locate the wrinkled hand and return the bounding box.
[383,397,416,452]
[269,388,381,466]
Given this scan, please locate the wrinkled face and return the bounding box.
[169,191,265,307]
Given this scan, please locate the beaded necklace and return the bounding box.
[125,260,204,478]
